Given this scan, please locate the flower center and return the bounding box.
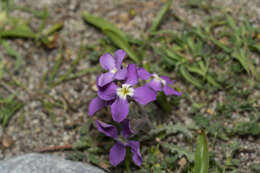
[117,136,127,145]
[152,74,166,86]
[110,68,117,74]
[116,84,134,100]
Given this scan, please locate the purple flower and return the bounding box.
[98,64,157,122]
[88,96,106,116]
[96,120,143,166]
[97,50,128,87]
[147,73,182,96]
[137,67,151,80]
[88,76,115,116]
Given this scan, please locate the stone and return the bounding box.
[0,153,105,173]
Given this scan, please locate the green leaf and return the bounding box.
[226,14,237,31]
[156,92,171,112]
[231,49,250,75]
[161,142,194,162]
[82,11,140,63]
[48,51,63,85]
[250,163,260,173]
[180,65,203,88]
[42,21,64,36]
[0,23,37,38]
[209,37,231,53]
[82,11,127,40]
[103,28,140,63]
[1,40,22,72]
[149,0,173,34]
[187,65,221,89]
[250,44,260,53]
[194,131,209,173]
[0,95,24,128]
[232,121,260,136]
[150,122,193,139]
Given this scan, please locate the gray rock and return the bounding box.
[0,153,105,173]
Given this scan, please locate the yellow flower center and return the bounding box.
[110,68,117,74]
[116,84,134,100]
[152,74,166,85]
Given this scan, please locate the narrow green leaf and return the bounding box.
[0,96,24,128]
[82,11,127,40]
[42,21,64,36]
[82,11,140,63]
[194,131,209,173]
[149,0,173,34]
[250,44,260,53]
[1,40,22,72]
[48,52,63,85]
[180,65,202,88]
[0,23,37,38]
[226,14,237,31]
[103,28,140,63]
[165,48,182,61]
[210,37,231,53]
[231,49,250,74]
[187,65,221,89]
[161,142,194,162]
[156,92,171,112]
[37,8,49,33]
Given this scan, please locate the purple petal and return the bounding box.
[88,97,106,116]
[97,72,114,87]
[96,75,100,87]
[121,119,135,138]
[137,68,151,80]
[114,49,126,69]
[111,98,129,122]
[98,82,117,101]
[160,76,173,85]
[163,85,182,96]
[125,64,138,86]
[147,79,162,91]
[100,53,116,70]
[109,142,126,166]
[133,86,157,105]
[127,140,143,166]
[95,120,118,139]
[114,68,127,80]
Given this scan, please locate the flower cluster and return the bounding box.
[88,49,181,166]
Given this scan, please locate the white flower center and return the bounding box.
[152,74,166,86]
[110,68,117,74]
[116,84,134,100]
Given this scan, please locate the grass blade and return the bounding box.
[231,49,250,75]
[103,28,140,63]
[180,65,202,88]
[187,66,221,89]
[48,52,63,85]
[82,11,127,40]
[0,22,37,38]
[0,95,24,128]
[82,11,140,63]
[1,40,22,72]
[42,21,64,36]
[149,0,173,34]
[194,130,209,173]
